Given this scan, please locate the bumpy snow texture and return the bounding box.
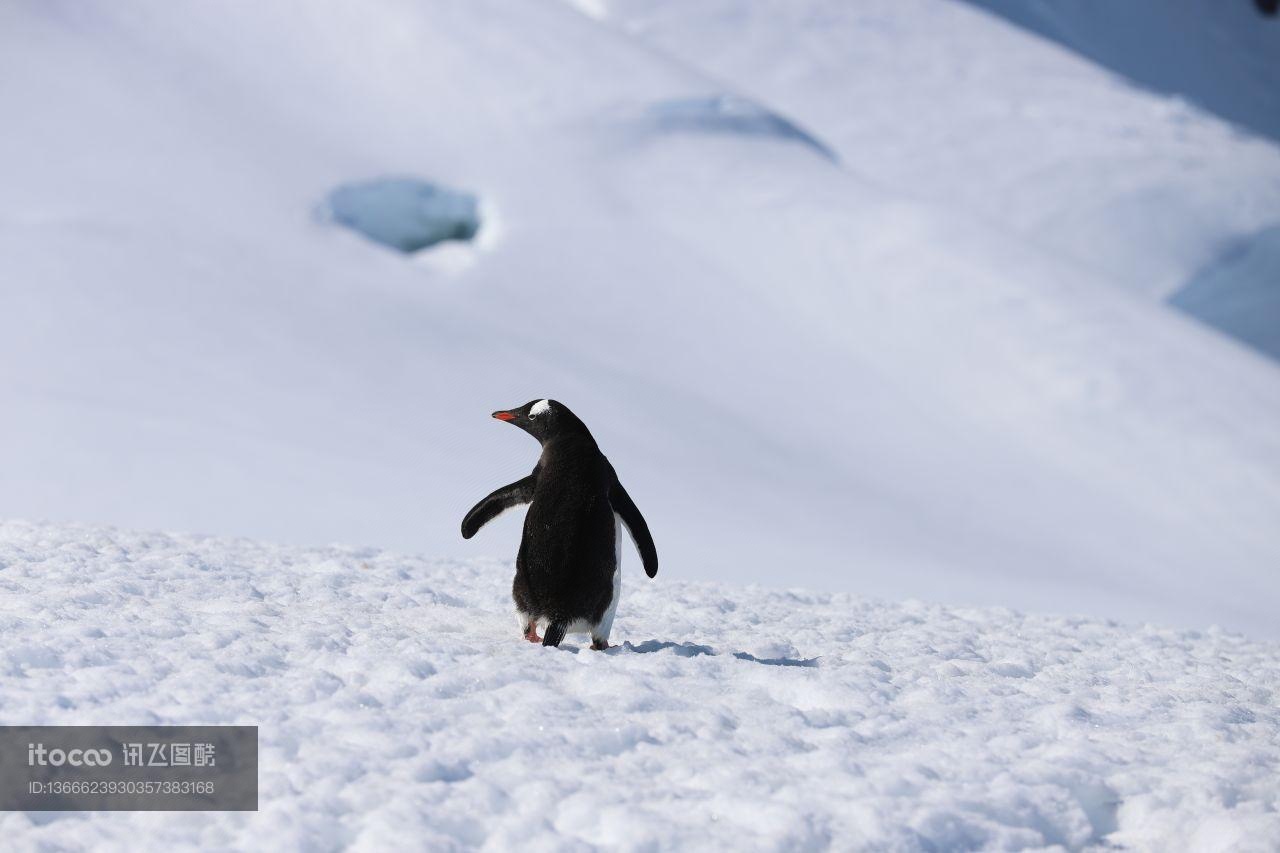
[1,521,1277,851]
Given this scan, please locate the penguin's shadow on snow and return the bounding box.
[609,639,819,668]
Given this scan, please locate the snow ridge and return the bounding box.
[1,521,1277,850]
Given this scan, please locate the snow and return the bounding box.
[601,0,1280,303]
[963,0,1280,144]
[1,520,1278,849]
[2,1,1280,645]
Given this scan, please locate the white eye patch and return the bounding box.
[530,399,551,417]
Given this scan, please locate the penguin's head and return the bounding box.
[491,399,583,443]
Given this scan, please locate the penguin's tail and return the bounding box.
[541,621,567,648]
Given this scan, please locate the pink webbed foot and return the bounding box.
[524,623,542,643]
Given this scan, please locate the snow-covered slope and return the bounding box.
[965,0,1280,144]
[600,0,1280,303]
[3,1,1280,639]
[1,522,1278,850]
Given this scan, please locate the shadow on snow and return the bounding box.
[611,639,819,668]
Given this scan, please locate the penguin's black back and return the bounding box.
[513,432,618,627]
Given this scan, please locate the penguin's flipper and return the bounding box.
[542,622,567,648]
[461,468,539,539]
[610,481,659,578]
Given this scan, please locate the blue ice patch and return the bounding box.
[324,177,480,253]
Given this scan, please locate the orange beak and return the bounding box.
[492,410,517,421]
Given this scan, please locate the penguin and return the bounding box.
[461,399,658,649]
